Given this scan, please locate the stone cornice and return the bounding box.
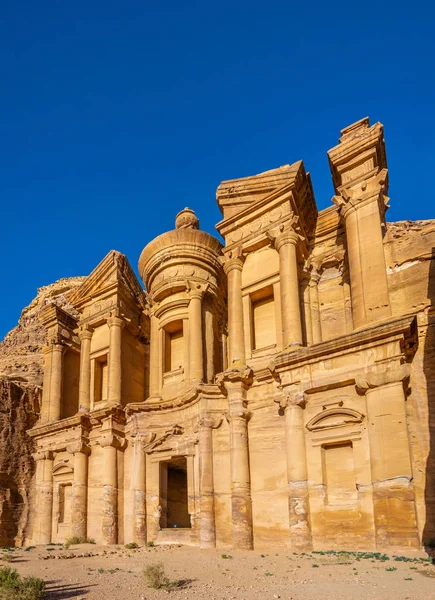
[28,413,92,439]
[272,314,417,373]
[355,363,410,391]
[327,119,387,194]
[40,304,78,330]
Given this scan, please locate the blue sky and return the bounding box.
[1,0,434,340]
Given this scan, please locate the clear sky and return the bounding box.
[1,0,434,340]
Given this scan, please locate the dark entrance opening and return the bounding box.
[160,456,190,529]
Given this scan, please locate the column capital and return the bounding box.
[225,408,252,423]
[99,433,128,450]
[274,388,306,411]
[131,431,156,451]
[187,281,208,300]
[45,339,65,352]
[32,449,54,462]
[268,218,304,252]
[78,324,93,341]
[355,362,410,392]
[274,229,301,252]
[308,271,321,286]
[223,248,245,275]
[198,413,223,430]
[332,168,389,221]
[107,314,126,329]
[216,366,254,389]
[66,441,91,456]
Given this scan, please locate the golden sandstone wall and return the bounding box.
[1,117,434,552]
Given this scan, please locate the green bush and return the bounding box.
[0,567,45,600]
[143,562,172,589]
[1,553,14,563]
[64,536,95,549]
[146,541,154,547]
[0,567,19,586]
[125,542,139,549]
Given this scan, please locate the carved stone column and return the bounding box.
[100,433,126,544]
[132,435,148,545]
[274,229,303,348]
[301,273,312,346]
[356,364,419,548]
[40,346,52,424]
[32,450,54,544]
[219,367,253,549]
[67,442,90,539]
[340,264,354,333]
[41,342,64,422]
[331,161,391,329]
[107,314,125,407]
[224,251,246,366]
[189,284,205,383]
[148,310,161,398]
[78,326,93,412]
[275,390,312,550]
[199,414,222,548]
[329,119,391,329]
[309,271,322,344]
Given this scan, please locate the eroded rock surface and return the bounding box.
[0,277,83,546]
[0,277,84,386]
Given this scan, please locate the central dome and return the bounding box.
[138,208,223,301]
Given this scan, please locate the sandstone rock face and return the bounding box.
[0,277,83,546]
[0,277,84,386]
[0,381,39,546]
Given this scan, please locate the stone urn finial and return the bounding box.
[175,207,199,230]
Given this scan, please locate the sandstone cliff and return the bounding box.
[0,277,84,386]
[0,277,83,546]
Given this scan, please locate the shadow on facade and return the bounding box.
[423,248,435,546]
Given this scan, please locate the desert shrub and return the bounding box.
[64,536,95,549]
[0,567,45,600]
[1,554,14,563]
[143,562,171,589]
[146,541,154,547]
[125,542,139,549]
[0,567,19,586]
[221,554,232,559]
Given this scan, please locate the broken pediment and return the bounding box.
[52,461,74,476]
[68,250,147,314]
[306,407,365,432]
[216,161,318,243]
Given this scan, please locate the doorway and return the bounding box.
[160,456,190,529]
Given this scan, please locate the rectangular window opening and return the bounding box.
[94,355,108,404]
[164,320,184,373]
[251,285,276,350]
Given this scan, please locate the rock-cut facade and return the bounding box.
[26,118,435,551]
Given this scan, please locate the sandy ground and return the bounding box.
[1,543,435,600]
